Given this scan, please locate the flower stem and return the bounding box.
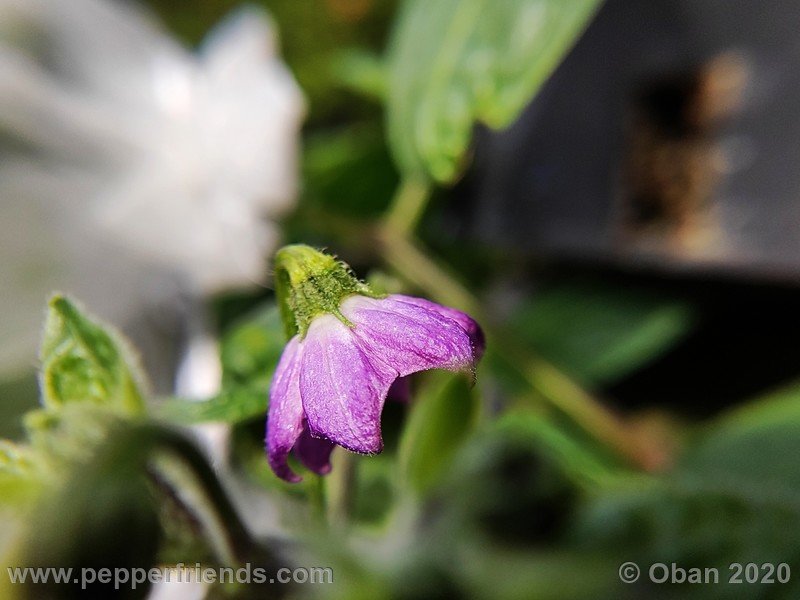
[326,450,358,527]
[378,227,480,316]
[308,475,328,524]
[383,177,432,236]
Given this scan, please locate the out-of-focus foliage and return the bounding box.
[398,373,479,494]
[40,295,146,414]
[220,304,285,392]
[159,304,284,425]
[158,388,266,425]
[568,385,800,598]
[510,281,695,388]
[386,0,602,182]
[330,47,386,101]
[1,296,280,598]
[300,124,399,220]
[21,425,164,599]
[1,297,147,509]
[1,2,797,599]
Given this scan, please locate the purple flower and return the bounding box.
[266,294,484,482]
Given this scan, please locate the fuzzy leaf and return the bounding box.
[39,295,146,414]
[386,0,601,182]
[0,441,44,505]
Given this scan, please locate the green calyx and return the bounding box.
[273,245,383,339]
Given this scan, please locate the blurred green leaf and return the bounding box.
[40,295,146,414]
[570,385,800,598]
[158,303,282,425]
[386,0,601,182]
[452,547,620,600]
[220,303,285,389]
[331,48,386,101]
[23,425,163,598]
[490,409,626,488]
[398,373,479,494]
[158,388,266,425]
[0,403,126,510]
[21,423,267,597]
[0,441,44,505]
[350,454,395,525]
[300,123,399,220]
[23,403,121,467]
[678,382,800,505]
[510,282,695,388]
[694,381,800,440]
[0,296,147,510]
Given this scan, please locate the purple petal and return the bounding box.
[389,294,485,360]
[266,336,305,482]
[299,315,395,454]
[294,423,335,475]
[340,295,476,378]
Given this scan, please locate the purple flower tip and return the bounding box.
[266,294,484,481]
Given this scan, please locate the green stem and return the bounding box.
[150,428,257,564]
[378,227,480,316]
[307,474,328,525]
[325,451,358,527]
[384,177,432,236]
[503,345,661,469]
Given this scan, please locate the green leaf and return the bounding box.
[509,281,695,388]
[0,403,127,510]
[490,409,626,487]
[220,303,285,389]
[39,295,146,414]
[398,373,479,494]
[23,403,122,467]
[0,441,44,505]
[294,124,400,235]
[159,303,286,426]
[0,296,149,510]
[679,383,800,502]
[157,388,266,425]
[21,426,163,586]
[386,0,602,182]
[571,385,800,595]
[331,48,387,101]
[451,548,621,600]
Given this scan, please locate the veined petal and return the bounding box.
[341,295,475,377]
[388,294,485,360]
[266,336,304,482]
[299,314,395,454]
[293,424,335,475]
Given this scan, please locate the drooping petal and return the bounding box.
[299,314,395,454]
[266,336,305,482]
[388,294,485,360]
[340,295,476,378]
[293,423,335,475]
